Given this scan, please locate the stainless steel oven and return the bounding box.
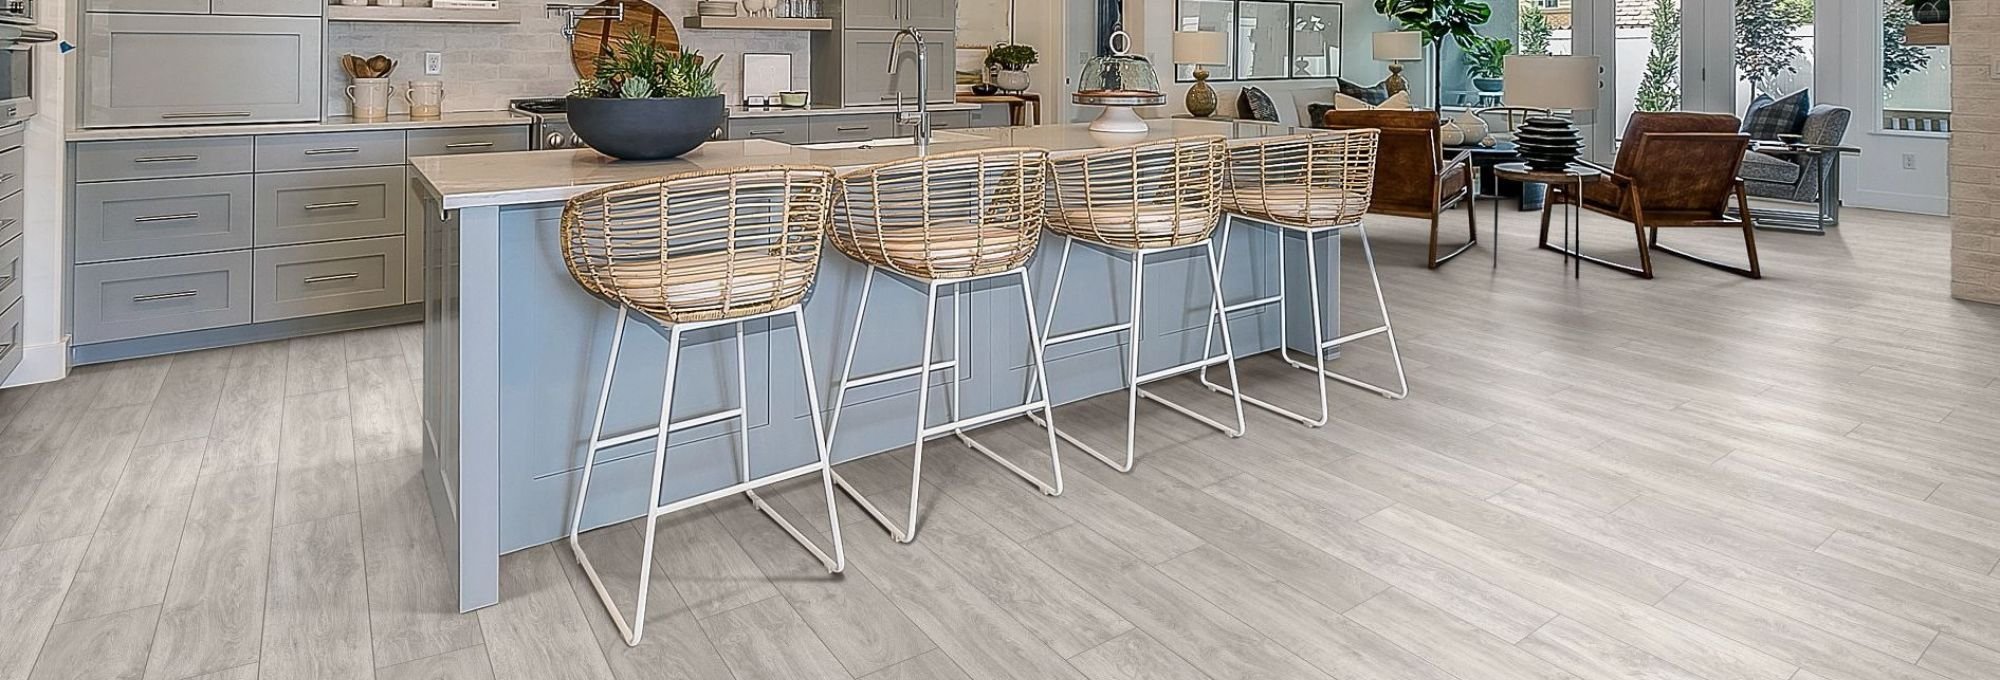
[0,24,52,127]
[0,0,31,27]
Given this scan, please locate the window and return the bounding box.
[1881,0,1950,133]
[1175,0,1343,82]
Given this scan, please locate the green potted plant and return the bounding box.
[1904,0,1949,24]
[986,43,1039,92]
[1465,36,1512,93]
[1374,0,1493,105]
[567,30,724,161]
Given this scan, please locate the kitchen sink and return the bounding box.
[796,130,985,150]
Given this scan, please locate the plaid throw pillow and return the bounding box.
[1743,89,1810,141]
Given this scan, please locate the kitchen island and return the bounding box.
[410,119,1346,610]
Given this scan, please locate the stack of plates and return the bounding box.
[1516,116,1583,172]
[697,1,738,16]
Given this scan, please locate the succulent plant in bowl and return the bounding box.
[566,31,727,161]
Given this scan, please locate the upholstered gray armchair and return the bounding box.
[1741,104,1851,204]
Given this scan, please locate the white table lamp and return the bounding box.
[1372,31,1422,98]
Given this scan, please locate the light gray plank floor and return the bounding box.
[3,207,2000,680]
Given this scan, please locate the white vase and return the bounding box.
[1453,109,1491,145]
[994,69,1030,92]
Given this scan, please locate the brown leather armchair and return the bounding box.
[1320,109,1477,268]
[1551,111,1759,279]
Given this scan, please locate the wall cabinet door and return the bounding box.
[845,30,955,106]
[843,0,900,29]
[82,13,322,128]
[904,0,956,31]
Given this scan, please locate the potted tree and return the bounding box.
[1465,36,1511,93]
[986,43,1039,92]
[1374,0,1493,105]
[1905,0,1949,24]
[567,31,725,161]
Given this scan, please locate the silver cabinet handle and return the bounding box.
[0,218,15,229]
[133,213,199,223]
[835,125,871,132]
[160,111,251,120]
[303,272,361,285]
[749,129,786,135]
[304,147,362,155]
[132,155,199,164]
[303,201,361,211]
[0,173,15,183]
[443,141,495,149]
[132,290,198,303]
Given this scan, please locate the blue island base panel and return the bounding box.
[425,205,1342,610]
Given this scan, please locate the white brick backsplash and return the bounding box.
[324,0,810,117]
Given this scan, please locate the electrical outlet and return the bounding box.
[1903,153,1918,170]
[425,52,443,76]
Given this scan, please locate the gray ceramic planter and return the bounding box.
[566,95,726,161]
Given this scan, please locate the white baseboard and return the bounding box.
[1847,188,1947,216]
[2,341,70,388]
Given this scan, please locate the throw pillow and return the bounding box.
[1239,87,1281,123]
[1333,90,1411,110]
[1744,89,1810,141]
[1336,77,1390,106]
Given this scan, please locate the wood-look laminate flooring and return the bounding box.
[4,204,1999,680]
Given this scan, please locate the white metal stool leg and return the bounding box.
[1285,224,1408,400]
[569,308,845,647]
[1036,238,1247,474]
[1199,216,1316,424]
[829,269,1064,543]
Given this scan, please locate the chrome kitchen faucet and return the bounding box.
[888,27,930,151]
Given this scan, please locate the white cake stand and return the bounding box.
[1074,90,1167,133]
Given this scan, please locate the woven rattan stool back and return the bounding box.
[833,148,1052,280]
[1045,135,1227,250]
[1222,129,1380,229]
[560,166,838,324]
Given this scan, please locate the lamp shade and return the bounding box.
[1503,55,1601,111]
[1173,31,1227,66]
[1372,31,1422,62]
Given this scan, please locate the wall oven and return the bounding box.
[0,24,53,128]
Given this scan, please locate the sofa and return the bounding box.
[1239,78,1395,128]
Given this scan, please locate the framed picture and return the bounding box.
[955,46,990,91]
[740,53,792,104]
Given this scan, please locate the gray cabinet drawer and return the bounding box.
[213,0,322,15]
[0,146,19,199]
[75,137,256,182]
[0,298,21,383]
[728,117,811,144]
[0,123,22,153]
[970,103,1013,128]
[406,126,528,157]
[254,166,406,246]
[927,111,974,131]
[0,191,19,247]
[75,175,254,262]
[256,130,406,172]
[0,233,20,305]
[253,236,406,322]
[84,0,211,13]
[74,251,253,344]
[808,114,896,143]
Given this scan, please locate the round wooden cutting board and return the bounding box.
[569,0,682,80]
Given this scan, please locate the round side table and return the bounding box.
[1491,162,1603,278]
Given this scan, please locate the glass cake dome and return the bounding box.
[1073,29,1166,132]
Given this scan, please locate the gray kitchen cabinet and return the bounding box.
[256,130,406,172]
[926,110,974,130]
[0,231,20,305]
[73,250,254,344]
[211,0,322,15]
[0,296,20,381]
[807,114,897,143]
[75,136,256,181]
[844,30,955,106]
[254,166,406,246]
[74,174,255,262]
[970,103,1013,127]
[81,13,322,128]
[727,117,812,145]
[407,126,530,157]
[0,191,19,247]
[252,236,406,322]
[83,0,212,13]
[903,0,955,31]
[840,0,953,30]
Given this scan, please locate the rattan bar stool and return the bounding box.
[824,147,1063,543]
[562,167,844,646]
[1200,129,1408,428]
[1035,135,1246,472]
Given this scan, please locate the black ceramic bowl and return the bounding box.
[566,95,726,161]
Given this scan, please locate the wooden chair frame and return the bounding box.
[1545,131,1761,279]
[1321,110,1479,268]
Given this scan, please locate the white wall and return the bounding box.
[1817,0,1947,215]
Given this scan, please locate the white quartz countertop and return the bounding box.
[726,102,979,118]
[66,110,532,142]
[412,119,1296,210]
